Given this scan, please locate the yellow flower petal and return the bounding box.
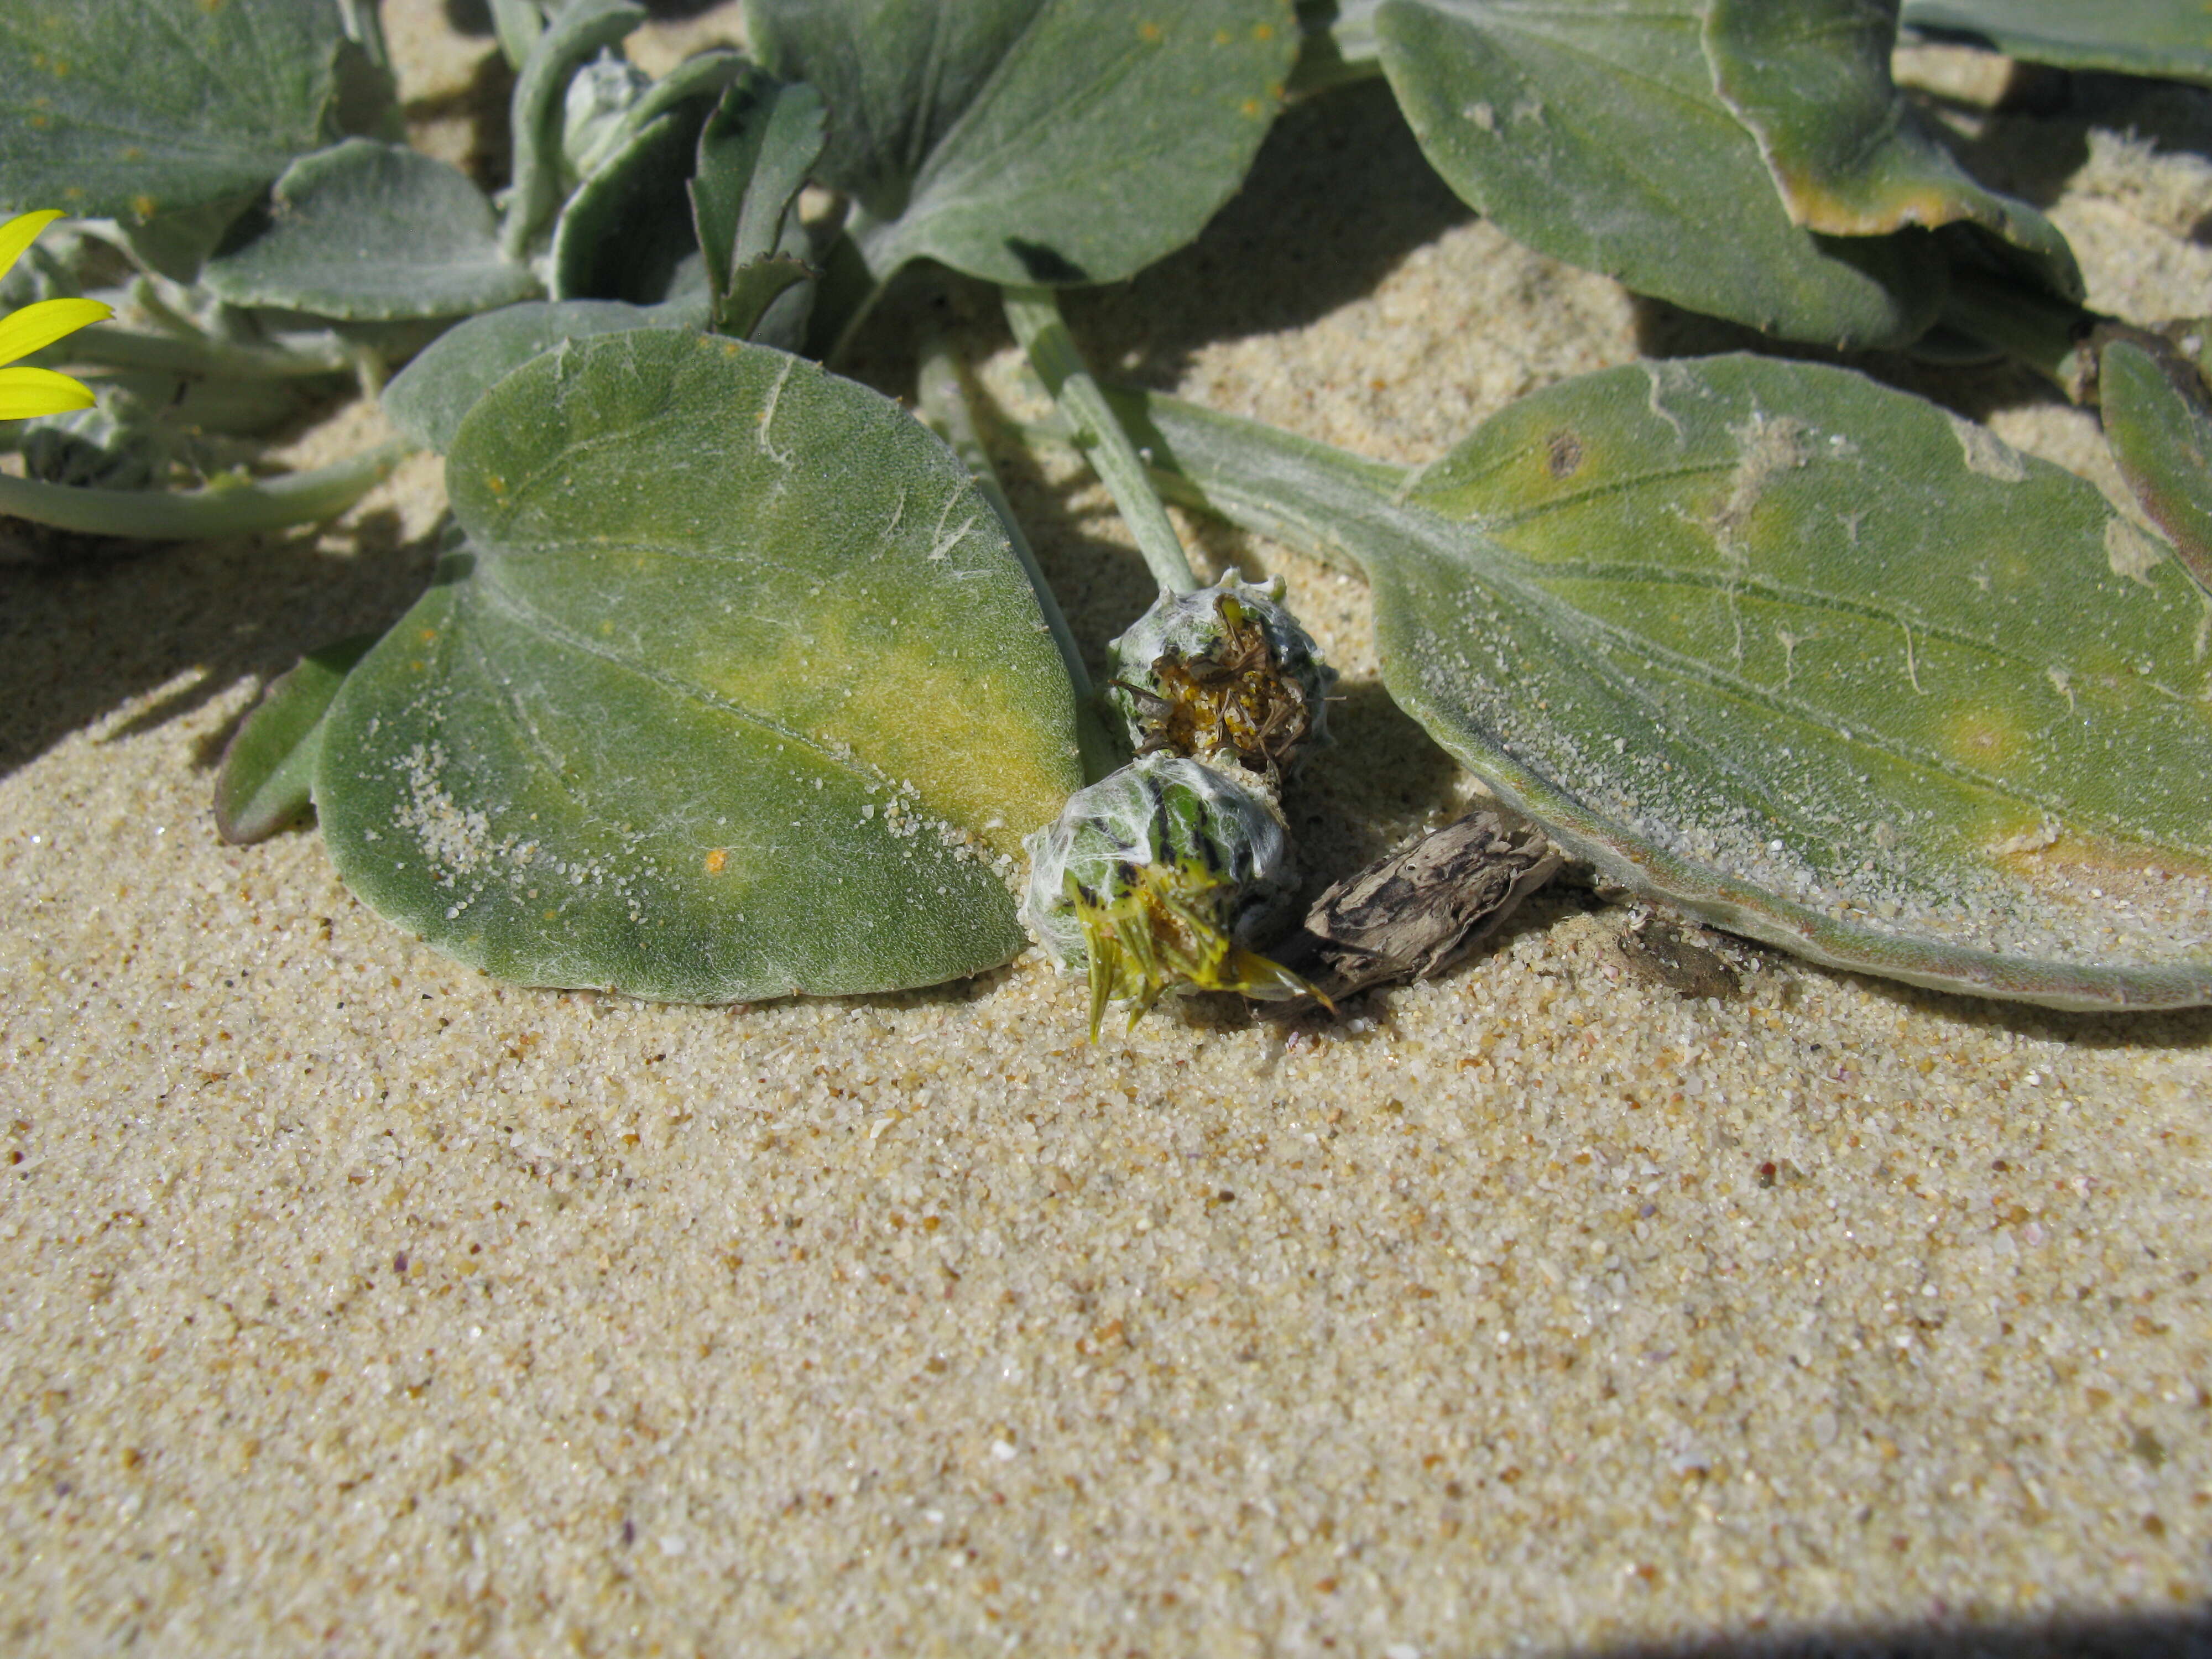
[0,364,97,421]
[0,295,113,370]
[0,210,64,285]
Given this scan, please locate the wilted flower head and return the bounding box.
[1106,570,1334,785]
[0,211,113,422]
[1020,754,1324,1039]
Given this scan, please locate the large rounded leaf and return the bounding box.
[1373,0,1946,348]
[317,331,1084,1000]
[1117,363,2212,1010]
[381,298,707,454]
[747,0,1298,286]
[202,140,539,320]
[0,0,340,220]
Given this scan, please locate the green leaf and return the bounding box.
[689,69,826,336]
[380,297,706,453]
[0,0,342,221]
[746,0,1299,286]
[215,636,376,845]
[1372,0,1946,348]
[2100,338,2212,596]
[317,331,1086,1000]
[1705,0,2079,300]
[714,254,814,344]
[1114,359,2212,1010]
[201,140,540,320]
[549,108,712,304]
[1903,0,2212,86]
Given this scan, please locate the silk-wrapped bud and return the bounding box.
[1020,754,1323,1037]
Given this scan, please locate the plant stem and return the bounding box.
[0,438,413,542]
[1938,268,2095,399]
[336,0,392,71]
[1002,284,1197,594]
[488,0,544,70]
[43,320,355,382]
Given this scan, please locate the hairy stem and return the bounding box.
[0,438,413,542]
[1002,284,1197,594]
[43,320,355,383]
[1939,268,2096,399]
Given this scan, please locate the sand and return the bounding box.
[5,7,2211,1654]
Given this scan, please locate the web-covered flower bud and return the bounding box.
[1105,570,1334,784]
[1020,754,1324,1038]
[561,50,653,186]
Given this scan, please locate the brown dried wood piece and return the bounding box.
[1276,810,1562,999]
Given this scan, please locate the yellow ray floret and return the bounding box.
[0,210,113,420]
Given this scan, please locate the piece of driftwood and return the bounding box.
[1275,810,1563,999]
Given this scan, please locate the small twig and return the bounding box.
[1274,810,1563,1000]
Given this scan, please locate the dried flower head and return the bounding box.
[1107,571,1334,784]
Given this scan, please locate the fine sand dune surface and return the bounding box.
[6,5,2211,1653]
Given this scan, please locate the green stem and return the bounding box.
[1002,284,1197,594]
[39,321,354,382]
[0,437,413,541]
[488,0,545,70]
[1938,268,2096,399]
[337,0,392,70]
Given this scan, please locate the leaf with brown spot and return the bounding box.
[1116,356,2212,1010]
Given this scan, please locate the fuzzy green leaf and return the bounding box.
[215,637,375,845]
[1902,0,2212,86]
[550,108,711,304]
[1373,0,1946,348]
[690,69,825,337]
[746,0,1298,286]
[503,0,646,259]
[2100,338,2212,596]
[1705,0,2078,300]
[1117,358,2212,1010]
[201,140,539,320]
[317,331,1086,1000]
[0,0,341,221]
[380,298,705,453]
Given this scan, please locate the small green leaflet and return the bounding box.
[1119,357,2212,1010]
[1704,0,2077,299]
[317,331,1085,1001]
[2100,338,2212,596]
[1372,0,1946,348]
[747,0,1298,286]
[216,636,375,846]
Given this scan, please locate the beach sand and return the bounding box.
[5,6,2211,1653]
